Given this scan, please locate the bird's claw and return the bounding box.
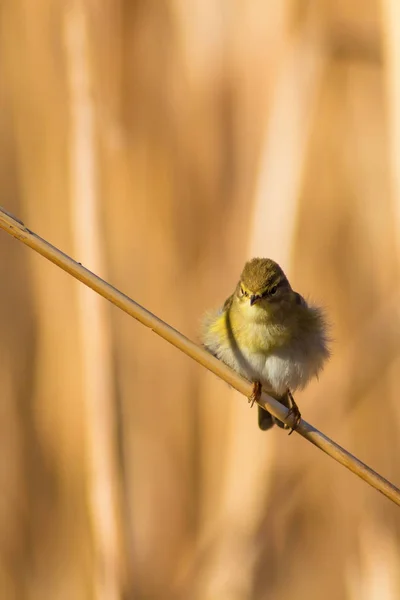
[248,381,262,408]
[286,392,301,435]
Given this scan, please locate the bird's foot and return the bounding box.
[248,381,262,408]
[286,390,301,435]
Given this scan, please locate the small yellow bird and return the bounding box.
[202,258,330,431]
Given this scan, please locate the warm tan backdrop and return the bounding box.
[1,1,400,599]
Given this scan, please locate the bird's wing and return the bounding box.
[222,293,234,312]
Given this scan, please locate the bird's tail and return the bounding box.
[258,391,291,431]
[257,405,275,430]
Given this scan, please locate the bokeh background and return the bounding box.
[1,1,400,598]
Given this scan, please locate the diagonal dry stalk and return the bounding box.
[0,206,399,507]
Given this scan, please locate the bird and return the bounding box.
[202,257,330,431]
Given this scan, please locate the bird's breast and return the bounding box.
[232,320,289,353]
[234,320,327,394]
[203,304,328,396]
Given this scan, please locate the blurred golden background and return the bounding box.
[1,1,400,598]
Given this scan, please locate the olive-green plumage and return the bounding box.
[241,257,286,295]
[202,258,330,430]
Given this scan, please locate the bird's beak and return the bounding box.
[250,294,258,306]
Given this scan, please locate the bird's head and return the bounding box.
[235,258,293,318]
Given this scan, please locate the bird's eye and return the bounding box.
[240,286,245,297]
[269,285,278,296]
